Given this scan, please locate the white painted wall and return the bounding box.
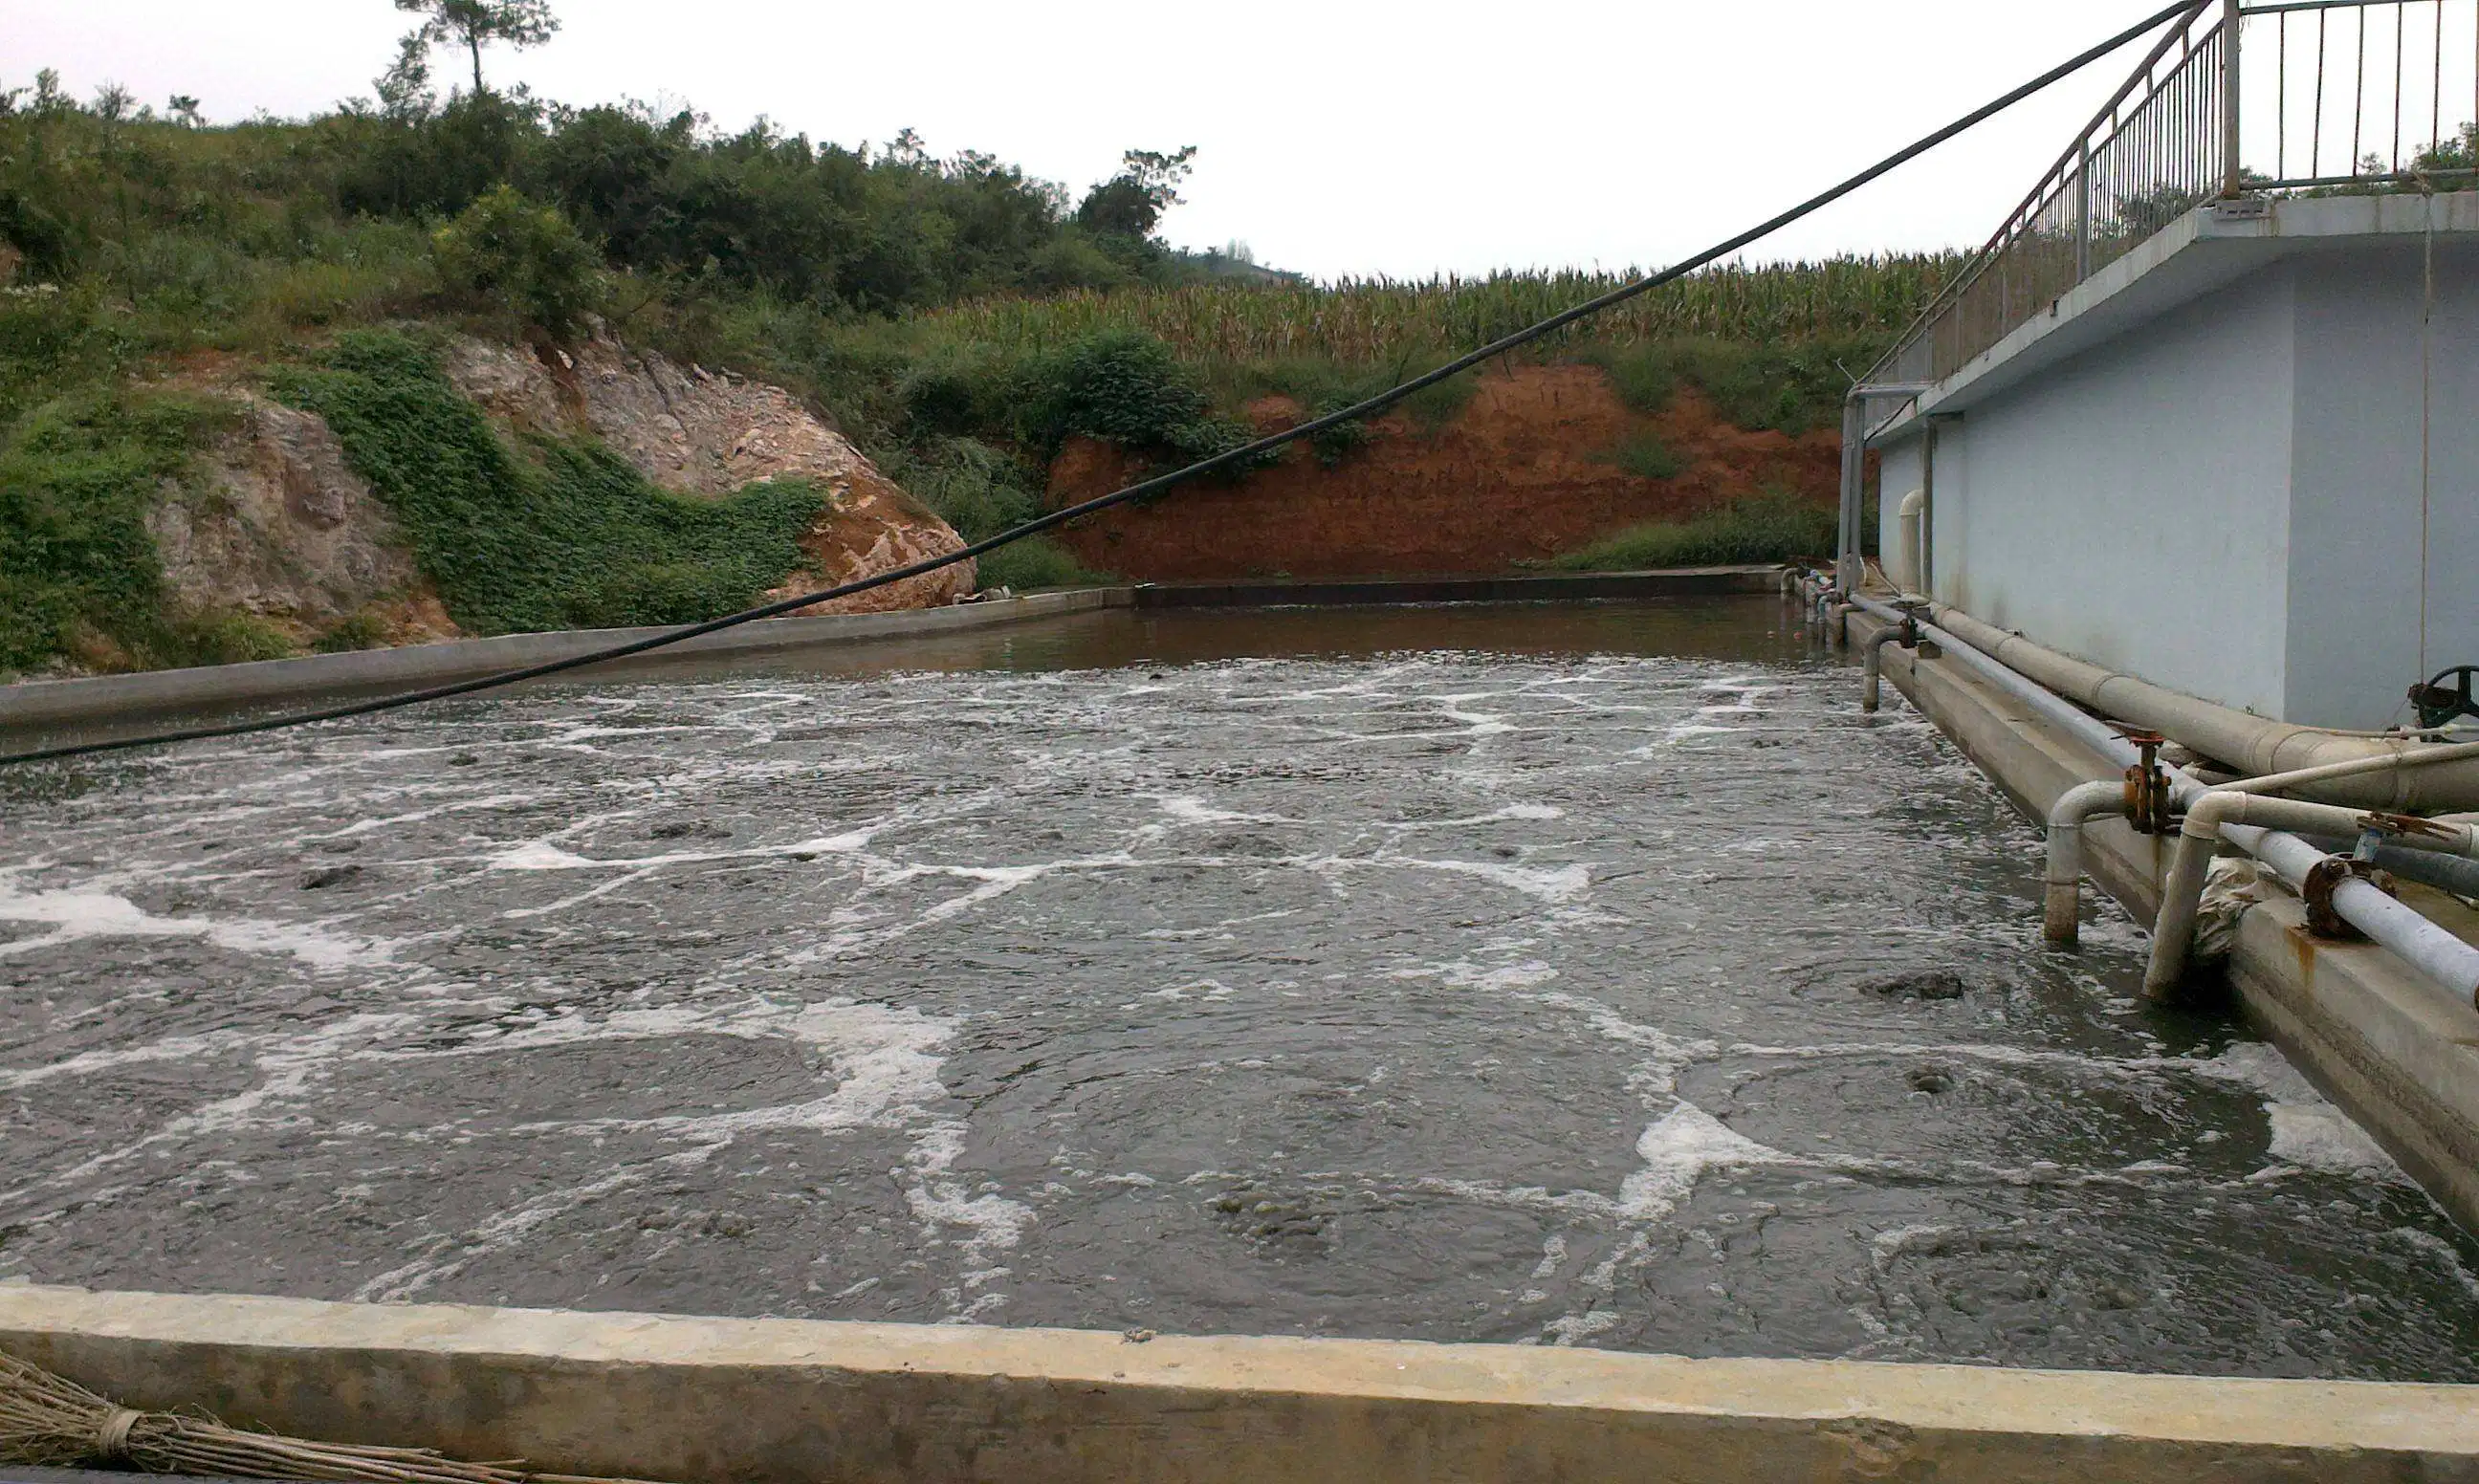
[1922,268,2297,718]
[2286,242,2479,727]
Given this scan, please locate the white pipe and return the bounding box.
[1861,625,1908,713]
[2229,824,2479,1007]
[2145,790,2479,996]
[1851,596,2162,773]
[2045,779,2128,946]
[1852,595,2479,1008]
[1918,600,2479,810]
[1896,489,1925,591]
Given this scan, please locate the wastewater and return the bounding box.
[6,597,2479,1380]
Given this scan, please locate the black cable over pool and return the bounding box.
[5,600,2477,1377]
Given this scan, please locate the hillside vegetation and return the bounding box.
[2,52,1958,676]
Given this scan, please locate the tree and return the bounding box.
[1073,145,1196,240]
[431,183,603,332]
[374,33,435,120]
[393,0,559,96]
[167,95,203,127]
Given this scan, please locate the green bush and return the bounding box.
[166,609,296,665]
[1554,490,1833,571]
[975,535,1108,591]
[274,330,823,633]
[430,184,604,333]
[313,608,390,652]
[0,388,223,672]
[1594,429,1686,480]
[1010,330,1255,466]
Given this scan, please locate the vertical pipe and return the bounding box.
[1837,396,1862,594]
[2222,0,2243,196]
[1920,422,1940,596]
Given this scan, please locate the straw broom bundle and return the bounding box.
[0,1349,651,1484]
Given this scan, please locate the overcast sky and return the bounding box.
[6,0,2185,281]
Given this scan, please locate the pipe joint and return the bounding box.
[2302,856,2397,939]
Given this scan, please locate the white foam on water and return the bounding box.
[0,875,394,971]
[1618,1102,1797,1221]
[1156,797,1263,825]
[2388,1227,2479,1300]
[1543,1308,1620,1346]
[1867,1222,1963,1270]
[350,1149,709,1303]
[1377,856,1591,903]
[2194,1041,2405,1180]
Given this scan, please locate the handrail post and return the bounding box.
[2075,137,2093,279]
[2220,0,2244,196]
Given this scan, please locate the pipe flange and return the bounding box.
[2301,857,2396,939]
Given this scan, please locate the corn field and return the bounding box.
[911,255,1965,365]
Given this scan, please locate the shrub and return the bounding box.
[975,535,1108,591]
[274,330,823,633]
[1010,329,1257,468]
[430,184,604,333]
[1554,490,1833,571]
[313,608,390,652]
[1593,429,1686,480]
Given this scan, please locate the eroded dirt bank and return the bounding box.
[1043,364,1840,581]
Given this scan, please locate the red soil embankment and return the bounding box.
[1043,363,1840,581]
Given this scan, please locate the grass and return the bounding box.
[910,258,1963,366]
[273,330,827,633]
[1554,491,1833,571]
[878,434,1112,591]
[1593,429,1687,480]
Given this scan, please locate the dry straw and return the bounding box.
[0,1348,659,1484]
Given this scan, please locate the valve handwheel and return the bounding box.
[2408,666,2479,730]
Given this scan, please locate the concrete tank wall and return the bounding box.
[1922,268,2296,718]
[2286,240,2479,727]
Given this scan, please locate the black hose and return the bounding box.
[0,0,2203,770]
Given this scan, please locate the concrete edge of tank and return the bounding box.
[0,589,1142,733]
[2,1283,2475,1483]
[1856,608,2479,1237]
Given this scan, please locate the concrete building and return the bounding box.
[1852,0,2479,730]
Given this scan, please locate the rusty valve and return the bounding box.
[2119,731,2174,835]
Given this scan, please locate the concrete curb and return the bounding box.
[0,570,1783,736]
[2,1286,2474,1482]
[0,590,1134,732]
[1132,566,1783,608]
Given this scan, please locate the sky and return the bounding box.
[4,0,2189,281]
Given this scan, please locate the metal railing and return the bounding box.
[1878,0,2479,387]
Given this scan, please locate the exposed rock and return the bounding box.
[443,331,974,613]
[149,392,457,644]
